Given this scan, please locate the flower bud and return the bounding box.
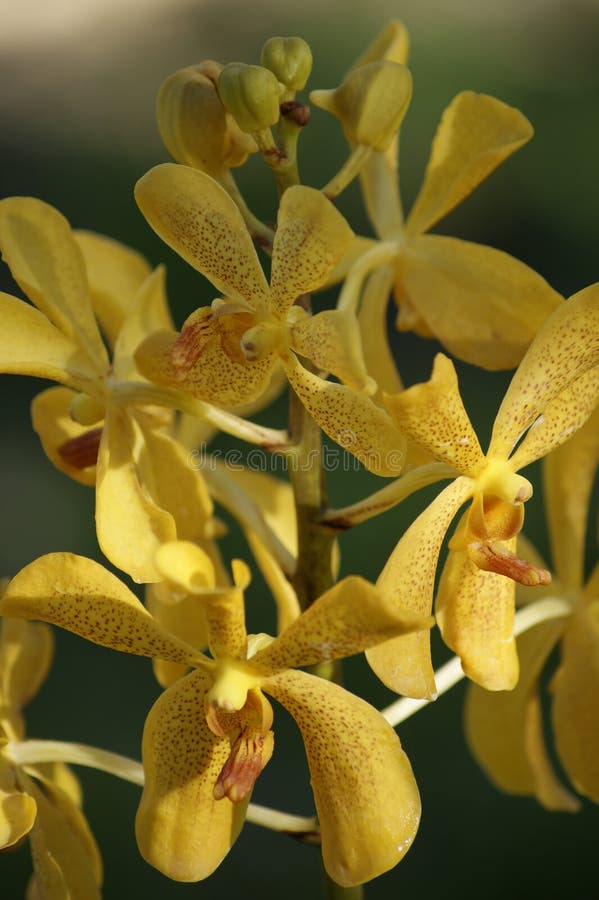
[218,63,282,134]
[261,36,313,91]
[350,19,409,68]
[310,61,412,152]
[156,61,257,175]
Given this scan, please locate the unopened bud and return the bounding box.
[261,36,313,91]
[310,61,412,152]
[218,63,282,133]
[156,62,257,175]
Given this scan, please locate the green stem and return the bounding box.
[323,873,364,900]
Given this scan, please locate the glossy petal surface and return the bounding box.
[291,308,373,392]
[31,386,99,486]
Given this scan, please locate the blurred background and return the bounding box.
[1,0,598,897]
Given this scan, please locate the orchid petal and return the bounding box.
[490,283,599,460]
[134,164,270,310]
[283,352,406,477]
[0,767,37,849]
[146,582,209,688]
[553,603,599,803]
[0,553,200,666]
[358,265,403,402]
[436,541,519,691]
[269,186,354,316]
[0,197,108,368]
[405,92,532,237]
[509,364,599,471]
[366,476,474,698]
[465,617,578,811]
[265,668,420,887]
[203,560,250,661]
[134,325,275,406]
[253,576,431,672]
[0,292,100,388]
[112,266,173,381]
[136,668,247,881]
[323,236,378,289]
[291,308,374,393]
[395,235,562,369]
[31,386,99,486]
[384,354,482,475]
[95,409,176,583]
[0,617,53,712]
[74,229,152,347]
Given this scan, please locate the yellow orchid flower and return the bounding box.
[465,403,599,811]
[0,197,219,583]
[0,591,102,898]
[330,20,563,370]
[134,163,407,476]
[0,548,432,887]
[366,283,599,698]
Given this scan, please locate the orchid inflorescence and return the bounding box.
[0,19,598,900]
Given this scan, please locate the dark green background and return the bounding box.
[1,1,598,897]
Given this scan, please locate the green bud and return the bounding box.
[261,36,313,91]
[156,61,257,175]
[310,61,412,152]
[218,63,282,133]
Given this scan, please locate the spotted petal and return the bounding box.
[136,668,247,881]
[0,197,108,368]
[405,92,533,237]
[465,617,577,810]
[146,582,210,688]
[291,308,374,393]
[283,352,406,477]
[134,164,270,310]
[265,668,420,887]
[74,230,152,346]
[269,186,354,316]
[0,553,200,666]
[395,236,562,369]
[366,476,474,698]
[490,283,599,460]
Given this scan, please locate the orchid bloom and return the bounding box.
[366,283,599,697]
[0,197,219,583]
[327,20,562,371]
[0,548,432,887]
[0,594,102,898]
[133,164,406,475]
[465,403,599,810]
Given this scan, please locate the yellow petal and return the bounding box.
[74,229,152,346]
[95,409,176,583]
[283,352,406,477]
[112,266,173,381]
[366,476,474,698]
[20,772,101,899]
[0,552,200,666]
[136,668,247,881]
[265,669,420,887]
[350,19,410,68]
[135,415,214,542]
[243,530,301,633]
[405,92,533,237]
[0,617,53,712]
[291,308,374,393]
[269,186,354,316]
[253,576,432,672]
[384,354,483,474]
[154,541,216,594]
[0,765,37,849]
[146,582,210,688]
[0,292,101,388]
[31,386,99,486]
[0,197,108,368]
[395,235,563,369]
[436,539,519,691]
[134,164,270,309]
[465,617,578,811]
[322,235,377,289]
[509,364,599,471]
[134,325,275,406]
[490,282,599,460]
[203,560,250,661]
[358,265,403,403]
[553,603,599,802]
